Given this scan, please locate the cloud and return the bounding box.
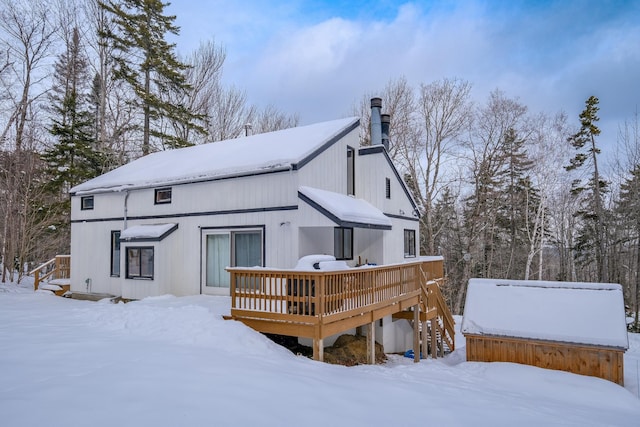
[170,1,640,156]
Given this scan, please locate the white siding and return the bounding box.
[70,220,123,296]
[298,127,359,193]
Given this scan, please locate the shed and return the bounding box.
[461,278,629,385]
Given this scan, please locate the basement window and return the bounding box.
[126,247,154,279]
[81,196,94,210]
[155,187,172,204]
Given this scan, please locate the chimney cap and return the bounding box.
[370,97,382,108]
[381,113,390,123]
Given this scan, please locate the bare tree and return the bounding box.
[413,78,472,254]
[0,0,57,281]
[0,0,56,150]
[525,112,570,280]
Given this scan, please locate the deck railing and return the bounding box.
[228,258,453,362]
[231,262,422,319]
[29,255,70,291]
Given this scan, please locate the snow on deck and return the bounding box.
[299,186,392,228]
[461,278,629,349]
[70,117,359,194]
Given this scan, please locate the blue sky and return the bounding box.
[166,0,640,155]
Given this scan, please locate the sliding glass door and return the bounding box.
[202,229,263,294]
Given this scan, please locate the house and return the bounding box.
[69,99,419,301]
[461,278,629,385]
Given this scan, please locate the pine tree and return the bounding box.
[565,96,608,282]
[42,28,103,242]
[495,127,538,278]
[100,0,205,154]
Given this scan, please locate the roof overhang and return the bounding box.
[298,186,392,230]
[120,223,178,242]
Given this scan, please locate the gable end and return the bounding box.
[359,145,418,213]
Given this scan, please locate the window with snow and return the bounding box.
[126,247,154,279]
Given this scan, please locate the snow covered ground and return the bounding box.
[2,278,640,427]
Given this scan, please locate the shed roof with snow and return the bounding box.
[70,117,359,195]
[461,278,629,349]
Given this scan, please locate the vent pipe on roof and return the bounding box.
[370,97,382,146]
[381,113,390,150]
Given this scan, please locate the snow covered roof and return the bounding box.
[70,117,360,195]
[298,186,392,230]
[461,278,629,349]
[120,223,178,242]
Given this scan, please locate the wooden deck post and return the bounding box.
[430,318,438,359]
[367,321,375,364]
[421,320,428,360]
[313,338,324,362]
[413,305,420,363]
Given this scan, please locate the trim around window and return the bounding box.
[154,187,172,204]
[126,247,154,279]
[81,196,94,210]
[347,146,355,196]
[404,229,416,258]
[110,231,121,277]
[334,227,353,260]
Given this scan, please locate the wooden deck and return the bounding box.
[228,259,454,363]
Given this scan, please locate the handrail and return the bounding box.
[30,255,70,291]
[419,262,455,352]
[426,281,455,351]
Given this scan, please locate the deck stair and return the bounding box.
[29,255,71,296]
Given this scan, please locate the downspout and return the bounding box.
[123,190,130,230]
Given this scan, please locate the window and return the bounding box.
[385,177,391,199]
[111,231,121,276]
[347,146,355,196]
[81,196,94,210]
[126,247,154,279]
[155,187,172,204]
[334,227,353,260]
[404,229,416,258]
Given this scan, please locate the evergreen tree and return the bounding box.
[495,128,538,278]
[100,0,205,154]
[565,96,608,282]
[42,28,103,241]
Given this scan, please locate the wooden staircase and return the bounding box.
[29,255,71,296]
[392,264,456,359]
